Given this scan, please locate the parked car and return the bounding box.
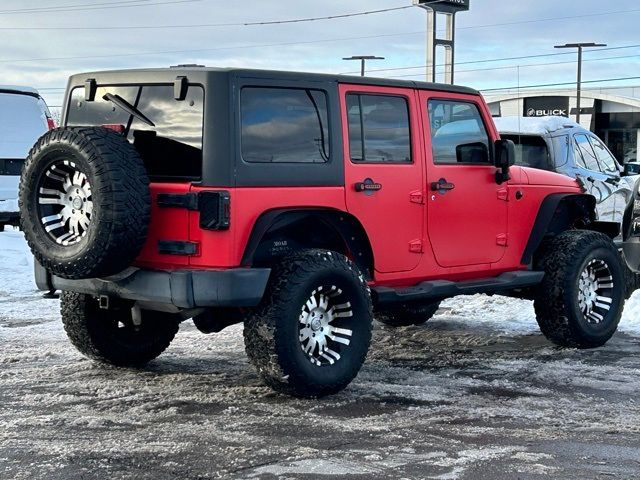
[494,116,640,294]
[0,86,54,230]
[19,68,640,397]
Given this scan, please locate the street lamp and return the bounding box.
[554,42,607,124]
[342,56,385,77]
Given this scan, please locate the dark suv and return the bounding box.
[19,67,640,397]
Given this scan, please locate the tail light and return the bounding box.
[101,124,125,134]
[46,117,56,130]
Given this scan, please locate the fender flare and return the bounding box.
[521,193,597,265]
[241,208,375,278]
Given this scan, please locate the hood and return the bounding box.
[519,166,582,189]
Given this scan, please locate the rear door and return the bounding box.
[572,133,617,223]
[340,84,424,274]
[419,92,507,268]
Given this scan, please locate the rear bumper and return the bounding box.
[35,263,271,309]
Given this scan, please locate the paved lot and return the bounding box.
[2,229,640,479]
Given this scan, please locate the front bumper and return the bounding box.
[35,263,271,309]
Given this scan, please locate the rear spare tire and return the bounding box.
[19,127,150,279]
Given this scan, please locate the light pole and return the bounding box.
[554,42,607,124]
[342,56,385,77]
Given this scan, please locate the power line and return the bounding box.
[457,8,640,31]
[341,43,640,75]
[0,0,200,15]
[481,76,640,92]
[0,0,153,13]
[381,53,640,79]
[0,4,412,23]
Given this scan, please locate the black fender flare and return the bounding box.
[241,208,375,278]
[521,193,597,265]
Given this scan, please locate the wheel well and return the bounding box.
[522,193,598,265]
[241,209,375,279]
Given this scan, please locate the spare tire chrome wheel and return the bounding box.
[19,127,151,279]
[38,160,94,246]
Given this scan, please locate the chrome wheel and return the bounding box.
[578,259,614,324]
[37,160,93,246]
[299,285,354,367]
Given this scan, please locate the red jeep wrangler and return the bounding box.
[19,67,638,397]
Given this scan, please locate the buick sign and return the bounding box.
[524,96,570,118]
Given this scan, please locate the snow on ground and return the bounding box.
[2,228,640,479]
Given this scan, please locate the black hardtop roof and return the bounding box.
[66,66,479,96]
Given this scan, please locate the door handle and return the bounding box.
[354,179,382,193]
[431,178,455,192]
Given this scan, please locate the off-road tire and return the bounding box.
[244,250,373,398]
[377,301,441,327]
[61,291,179,367]
[19,127,150,279]
[534,231,625,348]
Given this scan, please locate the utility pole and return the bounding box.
[554,42,607,124]
[342,56,385,76]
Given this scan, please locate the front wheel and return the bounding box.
[534,231,625,348]
[244,250,373,398]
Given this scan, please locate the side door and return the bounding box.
[340,84,424,274]
[419,93,507,268]
[572,133,617,222]
[589,134,629,226]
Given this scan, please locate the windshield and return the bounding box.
[66,84,204,179]
[501,134,550,170]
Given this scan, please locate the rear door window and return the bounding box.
[67,85,204,179]
[346,94,411,163]
[0,92,48,160]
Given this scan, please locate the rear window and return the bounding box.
[501,134,551,170]
[67,85,204,179]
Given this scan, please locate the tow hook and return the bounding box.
[98,295,110,310]
[131,304,143,329]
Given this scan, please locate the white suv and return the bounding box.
[0,86,53,230]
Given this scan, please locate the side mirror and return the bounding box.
[456,142,489,164]
[624,162,640,177]
[494,139,516,184]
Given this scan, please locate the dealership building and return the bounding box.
[483,86,640,165]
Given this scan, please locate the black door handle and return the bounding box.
[431,178,455,192]
[354,179,382,192]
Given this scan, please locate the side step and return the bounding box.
[372,271,544,305]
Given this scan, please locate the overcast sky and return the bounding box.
[2,0,639,110]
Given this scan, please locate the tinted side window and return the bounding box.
[68,85,204,179]
[428,100,490,165]
[590,136,618,173]
[574,134,601,172]
[346,94,411,163]
[241,87,329,163]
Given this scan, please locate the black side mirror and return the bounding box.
[456,142,489,164]
[624,163,640,177]
[494,139,516,184]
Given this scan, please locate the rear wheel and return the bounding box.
[244,250,373,398]
[534,231,625,348]
[377,301,441,327]
[61,291,179,367]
